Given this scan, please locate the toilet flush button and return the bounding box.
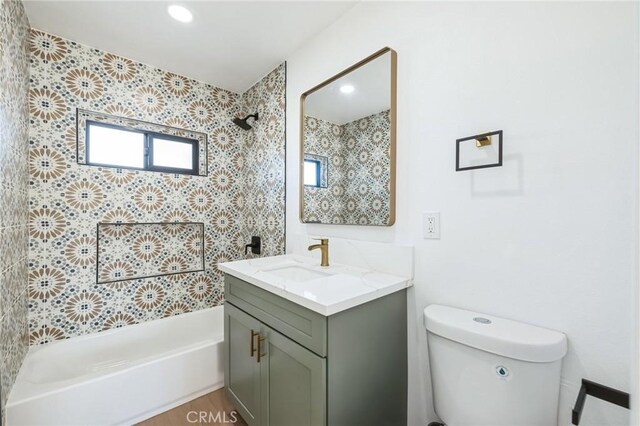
[473,317,492,324]
[495,365,511,380]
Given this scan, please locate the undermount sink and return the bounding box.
[263,265,331,282]
[218,254,413,315]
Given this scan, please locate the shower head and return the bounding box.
[233,113,259,130]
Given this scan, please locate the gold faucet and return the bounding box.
[308,238,329,267]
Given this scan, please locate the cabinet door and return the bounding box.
[259,325,326,426]
[225,303,262,426]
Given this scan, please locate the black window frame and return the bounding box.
[303,158,322,188]
[85,120,199,176]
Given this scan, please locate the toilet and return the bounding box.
[424,305,568,426]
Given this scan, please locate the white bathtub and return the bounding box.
[7,306,224,426]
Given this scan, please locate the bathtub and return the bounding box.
[6,306,224,426]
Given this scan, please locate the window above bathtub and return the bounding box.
[86,122,198,175]
[77,109,208,176]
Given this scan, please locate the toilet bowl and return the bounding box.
[424,305,567,426]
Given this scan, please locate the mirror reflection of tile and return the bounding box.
[302,110,391,225]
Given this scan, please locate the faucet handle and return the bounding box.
[313,238,328,244]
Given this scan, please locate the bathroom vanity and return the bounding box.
[219,255,411,426]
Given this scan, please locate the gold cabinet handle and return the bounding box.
[250,329,259,357]
[256,335,266,363]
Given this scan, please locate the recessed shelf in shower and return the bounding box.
[96,222,205,284]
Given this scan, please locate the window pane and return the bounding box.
[304,160,319,186]
[152,138,194,171]
[88,124,145,168]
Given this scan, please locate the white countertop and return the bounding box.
[218,254,412,316]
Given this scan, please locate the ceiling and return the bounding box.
[305,50,391,125]
[23,1,356,93]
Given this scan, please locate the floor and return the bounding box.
[136,388,248,426]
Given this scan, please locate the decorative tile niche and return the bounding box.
[27,29,286,344]
[97,223,205,283]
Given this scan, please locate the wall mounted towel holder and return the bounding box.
[571,378,629,425]
[456,130,503,171]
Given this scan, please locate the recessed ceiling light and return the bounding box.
[340,84,355,94]
[168,5,193,23]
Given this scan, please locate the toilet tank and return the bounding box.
[424,305,567,426]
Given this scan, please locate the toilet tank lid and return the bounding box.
[423,304,567,363]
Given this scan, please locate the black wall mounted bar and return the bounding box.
[571,379,630,425]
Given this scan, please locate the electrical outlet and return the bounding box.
[423,212,440,239]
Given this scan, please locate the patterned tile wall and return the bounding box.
[302,110,391,225]
[302,117,344,223]
[28,29,286,344]
[0,0,30,418]
[240,64,286,257]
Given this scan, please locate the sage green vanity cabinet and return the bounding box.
[225,303,263,424]
[224,274,407,426]
[259,321,327,426]
[225,302,326,426]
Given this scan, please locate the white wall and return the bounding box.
[285,2,639,425]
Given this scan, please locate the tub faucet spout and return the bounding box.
[307,238,329,267]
